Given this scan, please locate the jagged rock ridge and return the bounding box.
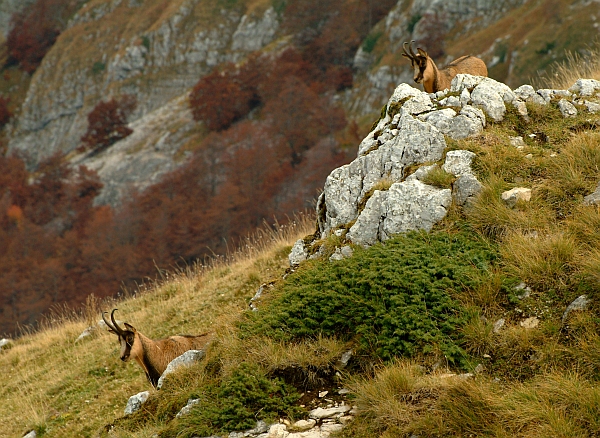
[290,75,600,265]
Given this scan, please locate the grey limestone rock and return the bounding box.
[157,349,207,389]
[231,7,278,52]
[562,295,590,323]
[75,325,97,343]
[501,187,531,207]
[569,79,600,97]
[323,112,445,231]
[583,100,600,113]
[0,338,13,350]
[176,398,200,418]
[289,239,309,266]
[347,180,451,246]
[584,182,600,205]
[124,391,150,415]
[453,173,483,206]
[329,246,354,262]
[309,405,351,420]
[513,84,536,101]
[442,150,476,176]
[470,81,509,122]
[558,99,577,117]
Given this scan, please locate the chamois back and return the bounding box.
[402,41,488,93]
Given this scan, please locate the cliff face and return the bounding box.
[3,0,599,206]
[7,0,278,173]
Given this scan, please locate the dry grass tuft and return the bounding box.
[536,41,600,90]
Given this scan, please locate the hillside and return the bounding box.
[1,0,600,372]
[2,68,600,438]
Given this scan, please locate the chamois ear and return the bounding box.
[417,48,428,57]
[124,323,137,332]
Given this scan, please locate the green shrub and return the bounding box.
[162,363,303,437]
[241,230,498,365]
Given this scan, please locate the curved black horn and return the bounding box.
[110,309,125,335]
[402,41,413,59]
[102,310,119,334]
[409,40,417,58]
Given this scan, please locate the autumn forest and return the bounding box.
[0,0,398,335]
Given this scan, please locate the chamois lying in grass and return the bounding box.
[402,40,488,93]
[102,309,212,387]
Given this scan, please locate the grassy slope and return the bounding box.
[0,218,312,437]
[3,94,600,438]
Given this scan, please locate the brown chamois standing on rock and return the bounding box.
[102,309,212,387]
[402,40,488,93]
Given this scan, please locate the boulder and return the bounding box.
[156,349,207,389]
[124,391,150,415]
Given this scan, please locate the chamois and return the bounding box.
[102,309,212,387]
[402,40,488,93]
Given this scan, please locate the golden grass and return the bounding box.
[538,42,600,90]
[0,215,314,437]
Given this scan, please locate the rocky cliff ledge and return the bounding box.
[290,75,600,265]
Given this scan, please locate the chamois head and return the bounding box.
[403,40,434,85]
[102,309,139,362]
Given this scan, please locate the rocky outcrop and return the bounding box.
[290,74,600,265]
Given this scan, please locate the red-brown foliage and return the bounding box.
[0,0,399,336]
[0,97,13,129]
[6,0,85,74]
[189,62,260,131]
[80,95,137,153]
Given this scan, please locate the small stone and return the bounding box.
[514,282,532,299]
[75,325,97,343]
[509,136,526,149]
[289,239,309,266]
[520,316,539,329]
[157,349,207,389]
[0,338,13,350]
[321,423,344,434]
[474,363,484,374]
[22,431,36,438]
[569,78,600,96]
[583,183,600,205]
[338,388,350,395]
[176,398,200,418]
[558,99,577,117]
[124,391,150,415]
[583,100,600,113]
[318,390,329,398]
[501,187,531,208]
[493,318,505,333]
[292,419,316,431]
[309,405,351,419]
[337,350,352,367]
[267,423,288,438]
[562,295,590,323]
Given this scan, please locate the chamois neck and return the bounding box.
[423,57,439,93]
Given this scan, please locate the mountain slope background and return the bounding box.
[0,0,599,335]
